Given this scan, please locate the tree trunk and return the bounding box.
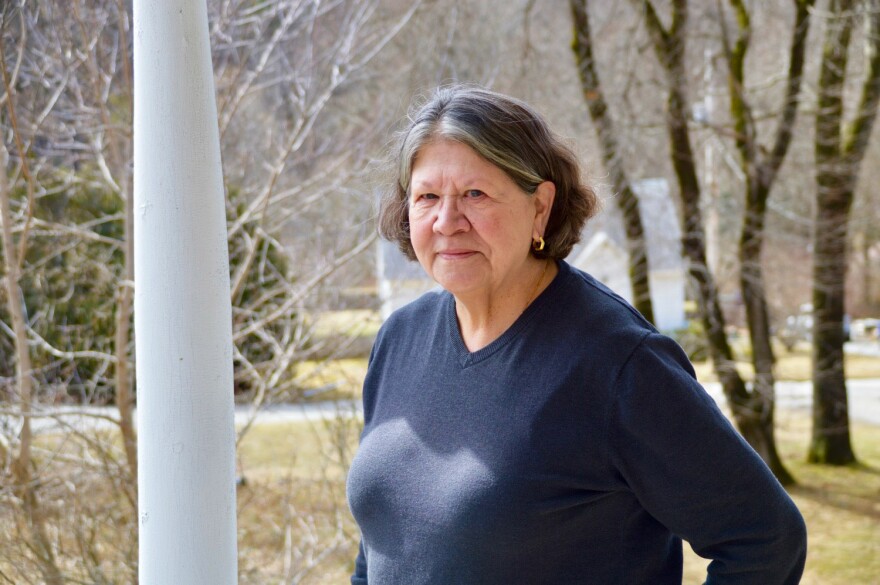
[740,199,775,406]
[670,87,795,482]
[808,0,880,464]
[112,0,139,495]
[739,195,793,484]
[663,7,742,400]
[0,143,64,585]
[722,0,812,486]
[638,0,794,484]
[570,0,654,325]
[115,239,138,491]
[809,197,855,463]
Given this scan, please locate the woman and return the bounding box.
[347,85,806,584]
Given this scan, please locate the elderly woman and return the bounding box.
[346,86,806,584]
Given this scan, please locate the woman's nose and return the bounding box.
[433,197,469,235]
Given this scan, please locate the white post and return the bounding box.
[133,1,237,583]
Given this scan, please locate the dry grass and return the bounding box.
[0,429,138,584]
[293,357,368,402]
[309,313,880,386]
[310,309,381,339]
[691,344,880,383]
[235,415,362,584]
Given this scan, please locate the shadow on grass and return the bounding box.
[789,464,880,521]
[849,460,880,476]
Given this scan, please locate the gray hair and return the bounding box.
[379,84,598,260]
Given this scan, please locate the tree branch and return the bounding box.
[719,0,754,165]
[843,0,880,162]
[0,17,36,273]
[766,0,815,180]
[638,0,672,64]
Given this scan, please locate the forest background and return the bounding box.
[1,0,880,583]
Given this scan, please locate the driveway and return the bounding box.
[702,378,880,425]
[4,379,880,435]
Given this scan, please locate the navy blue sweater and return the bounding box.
[347,261,806,584]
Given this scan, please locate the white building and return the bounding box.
[570,178,686,332]
[377,239,438,321]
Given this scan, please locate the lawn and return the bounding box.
[309,309,382,339]
[235,415,363,583]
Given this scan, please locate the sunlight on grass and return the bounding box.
[692,347,880,383]
[293,357,368,401]
[237,415,360,482]
[235,415,363,583]
[310,309,381,339]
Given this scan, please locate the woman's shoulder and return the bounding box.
[554,260,657,337]
[381,287,449,328]
[371,287,449,351]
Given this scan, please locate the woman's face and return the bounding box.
[408,139,554,301]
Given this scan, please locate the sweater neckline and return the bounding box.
[446,260,570,368]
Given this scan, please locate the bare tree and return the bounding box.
[809,0,880,465]
[64,0,139,490]
[211,0,420,416]
[570,0,655,325]
[634,0,795,483]
[0,6,64,582]
[1,0,421,581]
[712,0,815,484]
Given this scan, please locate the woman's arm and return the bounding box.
[610,333,807,584]
[351,539,368,585]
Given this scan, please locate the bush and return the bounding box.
[667,320,710,362]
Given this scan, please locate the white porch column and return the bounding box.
[133,0,237,583]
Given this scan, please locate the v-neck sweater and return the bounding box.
[346,260,806,584]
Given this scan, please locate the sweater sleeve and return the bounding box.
[351,540,368,585]
[608,333,807,585]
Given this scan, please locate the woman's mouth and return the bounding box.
[437,249,476,260]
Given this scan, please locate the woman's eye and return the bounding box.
[465,189,484,199]
[414,193,438,202]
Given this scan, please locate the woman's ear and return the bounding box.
[532,181,556,236]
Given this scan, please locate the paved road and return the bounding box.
[845,339,880,357]
[0,400,364,435]
[702,378,880,425]
[3,379,879,436]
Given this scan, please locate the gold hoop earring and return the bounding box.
[532,236,545,252]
